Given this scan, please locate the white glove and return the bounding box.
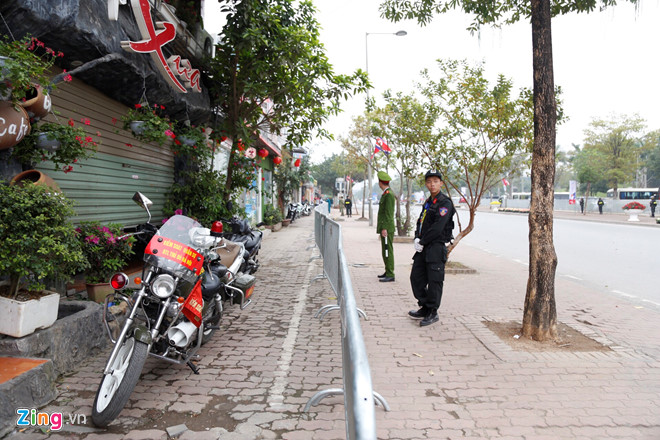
[414,238,424,253]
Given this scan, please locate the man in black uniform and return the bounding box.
[408,170,455,327]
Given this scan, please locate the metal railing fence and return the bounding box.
[305,203,389,440]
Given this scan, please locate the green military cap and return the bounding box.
[377,171,391,182]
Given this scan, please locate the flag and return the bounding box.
[568,180,577,205]
[182,279,204,327]
[373,137,391,156]
[502,178,510,186]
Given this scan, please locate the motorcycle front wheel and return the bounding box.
[92,336,148,427]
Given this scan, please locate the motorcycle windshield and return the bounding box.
[143,215,205,283]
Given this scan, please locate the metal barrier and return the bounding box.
[304,204,390,440]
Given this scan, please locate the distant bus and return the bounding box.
[510,192,531,200]
[606,187,659,200]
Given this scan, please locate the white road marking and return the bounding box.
[267,261,315,408]
[612,290,637,298]
[564,275,583,281]
[512,259,528,266]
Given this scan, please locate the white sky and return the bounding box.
[204,1,660,164]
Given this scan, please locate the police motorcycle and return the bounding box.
[301,201,312,216]
[92,192,256,427]
[218,215,263,274]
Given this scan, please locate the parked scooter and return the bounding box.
[92,192,256,427]
[220,215,262,274]
[286,202,299,222]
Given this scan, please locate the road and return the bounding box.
[457,210,660,310]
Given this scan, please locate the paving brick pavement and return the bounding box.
[4,211,660,439]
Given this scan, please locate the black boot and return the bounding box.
[420,309,439,327]
[408,307,427,319]
[377,273,387,278]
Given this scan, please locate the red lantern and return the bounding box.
[273,156,282,165]
[294,158,301,167]
[258,148,268,158]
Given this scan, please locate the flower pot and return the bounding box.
[178,135,196,146]
[20,86,51,121]
[281,219,291,227]
[625,209,643,222]
[129,120,146,135]
[0,291,60,338]
[86,282,115,303]
[0,100,31,150]
[271,221,282,232]
[11,169,60,192]
[36,132,61,151]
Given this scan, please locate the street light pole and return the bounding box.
[364,30,407,227]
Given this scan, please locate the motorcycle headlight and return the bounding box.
[151,274,176,299]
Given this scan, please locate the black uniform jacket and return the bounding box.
[413,192,454,263]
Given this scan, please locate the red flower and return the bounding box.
[111,118,117,125]
[134,104,142,109]
[68,119,75,127]
[125,143,133,148]
[221,136,227,142]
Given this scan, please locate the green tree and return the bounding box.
[572,144,608,210]
[582,114,646,196]
[370,92,435,235]
[209,0,368,198]
[644,130,660,188]
[380,0,635,341]
[417,59,534,250]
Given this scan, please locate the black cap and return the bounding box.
[425,170,442,180]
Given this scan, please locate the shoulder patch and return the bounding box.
[439,207,448,216]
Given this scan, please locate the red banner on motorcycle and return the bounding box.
[182,279,203,327]
[145,236,204,274]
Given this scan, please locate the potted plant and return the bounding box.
[0,35,58,106]
[263,204,283,231]
[0,183,88,337]
[122,103,171,145]
[11,118,98,172]
[171,124,214,165]
[622,201,645,222]
[75,221,135,302]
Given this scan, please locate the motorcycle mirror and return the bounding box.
[132,192,153,223]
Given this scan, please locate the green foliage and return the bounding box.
[122,103,172,145]
[262,204,283,225]
[208,0,368,194]
[645,130,660,188]
[274,154,311,208]
[0,35,59,105]
[582,114,646,191]
[418,59,536,201]
[75,222,135,284]
[380,0,625,32]
[172,124,214,164]
[164,168,239,228]
[0,183,88,298]
[12,119,99,171]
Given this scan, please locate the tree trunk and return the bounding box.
[584,182,591,215]
[523,0,558,342]
[404,178,412,234]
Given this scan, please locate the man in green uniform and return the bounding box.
[376,171,396,282]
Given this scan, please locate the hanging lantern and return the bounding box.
[245,147,257,159]
[294,158,301,167]
[273,156,282,165]
[257,148,268,158]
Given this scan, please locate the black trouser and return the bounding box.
[652,206,656,217]
[410,254,445,310]
[346,206,351,217]
[598,205,603,214]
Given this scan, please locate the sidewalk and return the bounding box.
[3,212,659,439]
[339,211,660,439]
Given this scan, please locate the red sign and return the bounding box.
[182,279,203,327]
[121,0,202,93]
[145,236,204,274]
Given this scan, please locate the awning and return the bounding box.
[257,134,282,157]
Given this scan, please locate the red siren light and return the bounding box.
[211,221,223,237]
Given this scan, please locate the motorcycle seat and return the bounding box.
[217,240,242,268]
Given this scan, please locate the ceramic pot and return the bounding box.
[282,219,291,227]
[11,169,61,192]
[178,135,196,146]
[0,291,60,338]
[0,101,31,150]
[271,222,282,232]
[20,86,51,121]
[86,282,115,303]
[36,132,61,151]
[129,120,146,135]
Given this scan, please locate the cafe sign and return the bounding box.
[114,0,202,93]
